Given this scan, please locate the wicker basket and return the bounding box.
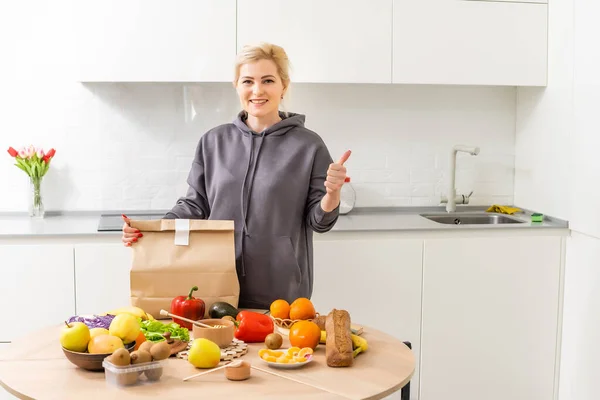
[269,313,321,329]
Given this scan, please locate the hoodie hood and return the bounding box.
[233,111,306,137]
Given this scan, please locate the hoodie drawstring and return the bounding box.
[239,131,266,277]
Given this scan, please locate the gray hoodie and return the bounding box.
[164,111,339,309]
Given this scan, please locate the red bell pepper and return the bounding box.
[234,310,274,343]
[170,286,205,329]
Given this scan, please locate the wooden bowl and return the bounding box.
[192,319,234,348]
[62,341,135,371]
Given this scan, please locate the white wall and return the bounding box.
[515,1,600,400]
[0,1,517,213]
[514,0,572,221]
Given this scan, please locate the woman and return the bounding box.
[122,43,350,309]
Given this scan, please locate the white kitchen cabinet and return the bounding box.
[420,236,563,400]
[464,0,546,3]
[312,235,422,400]
[0,245,75,342]
[237,0,393,83]
[74,0,236,82]
[393,0,548,86]
[74,244,132,316]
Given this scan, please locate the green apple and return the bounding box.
[60,322,90,352]
[188,338,221,368]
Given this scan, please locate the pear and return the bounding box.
[188,338,221,369]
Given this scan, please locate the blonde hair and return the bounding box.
[233,42,291,91]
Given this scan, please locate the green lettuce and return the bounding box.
[140,320,190,343]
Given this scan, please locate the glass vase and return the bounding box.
[29,177,45,218]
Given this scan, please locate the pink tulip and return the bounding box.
[26,145,34,158]
[18,149,27,158]
[36,149,45,158]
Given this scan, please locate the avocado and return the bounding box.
[209,302,239,319]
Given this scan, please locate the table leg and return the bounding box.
[401,341,412,400]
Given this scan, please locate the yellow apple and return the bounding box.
[109,313,140,344]
[60,322,90,352]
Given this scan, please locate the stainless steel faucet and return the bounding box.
[441,145,480,213]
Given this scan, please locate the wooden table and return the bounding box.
[0,323,414,400]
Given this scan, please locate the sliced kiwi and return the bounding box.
[149,341,171,361]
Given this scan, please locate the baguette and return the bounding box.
[325,309,354,367]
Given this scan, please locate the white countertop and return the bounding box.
[0,206,568,238]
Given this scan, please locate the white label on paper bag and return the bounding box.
[174,219,190,246]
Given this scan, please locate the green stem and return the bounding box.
[187,286,199,300]
[30,178,42,210]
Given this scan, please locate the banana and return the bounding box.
[319,330,368,358]
[351,334,368,357]
[102,306,149,320]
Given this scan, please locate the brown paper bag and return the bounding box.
[128,219,239,319]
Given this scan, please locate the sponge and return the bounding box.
[531,213,544,223]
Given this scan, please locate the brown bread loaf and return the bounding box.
[313,315,327,330]
[325,309,354,367]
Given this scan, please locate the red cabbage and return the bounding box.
[67,314,115,329]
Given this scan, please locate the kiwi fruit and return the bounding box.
[149,341,171,361]
[109,348,131,366]
[115,371,139,386]
[130,350,152,365]
[265,333,283,350]
[138,341,154,354]
[144,367,163,381]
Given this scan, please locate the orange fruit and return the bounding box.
[289,298,316,320]
[270,299,291,319]
[133,331,147,351]
[288,320,321,350]
[286,347,301,357]
[298,348,313,358]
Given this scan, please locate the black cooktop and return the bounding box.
[97,212,166,231]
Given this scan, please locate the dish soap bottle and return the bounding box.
[339,177,356,215]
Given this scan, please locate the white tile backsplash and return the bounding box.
[1,82,517,212]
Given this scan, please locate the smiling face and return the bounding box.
[235,59,286,121]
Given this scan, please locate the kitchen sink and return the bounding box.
[420,212,525,225]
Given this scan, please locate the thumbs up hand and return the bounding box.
[320,150,351,213]
[324,150,351,195]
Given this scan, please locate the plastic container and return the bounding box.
[339,177,356,215]
[103,359,165,387]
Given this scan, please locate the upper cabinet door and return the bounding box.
[393,0,548,86]
[75,0,236,82]
[237,0,393,84]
